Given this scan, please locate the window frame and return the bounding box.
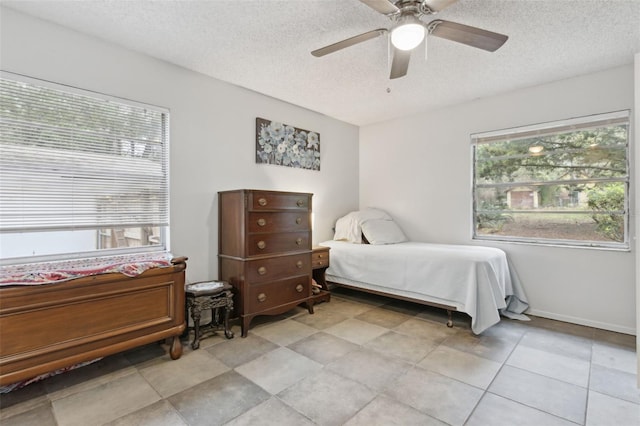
[0,71,171,265]
[471,110,630,251]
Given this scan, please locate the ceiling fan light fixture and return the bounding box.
[391,15,425,51]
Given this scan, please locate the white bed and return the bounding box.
[321,209,529,334]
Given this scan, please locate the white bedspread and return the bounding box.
[320,241,528,334]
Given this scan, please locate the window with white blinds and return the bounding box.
[0,72,170,262]
[472,110,629,250]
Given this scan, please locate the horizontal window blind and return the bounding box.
[0,73,169,233]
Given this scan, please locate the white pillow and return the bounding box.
[333,214,361,243]
[361,219,408,244]
[356,208,392,222]
[333,208,394,243]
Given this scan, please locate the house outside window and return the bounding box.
[0,72,170,264]
[472,111,630,250]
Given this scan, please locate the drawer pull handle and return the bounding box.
[257,218,266,227]
[257,293,267,302]
[257,240,266,250]
[295,238,302,245]
[258,266,267,275]
[296,199,304,207]
[296,261,303,268]
[296,217,302,225]
[258,197,267,207]
[317,254,324,258]
[295,284,304,293]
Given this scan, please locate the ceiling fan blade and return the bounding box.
[423,0,459,12]
[390,48,411,79]
[428,19,508,52]
[359,0,399,15]
[311,28,387,57]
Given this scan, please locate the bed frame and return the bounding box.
[0,257,187,387]
[328,280,457,328]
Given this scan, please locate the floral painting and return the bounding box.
[256,118,320,171]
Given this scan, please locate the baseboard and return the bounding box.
[526,309,637,336]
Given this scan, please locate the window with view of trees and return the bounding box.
[472,111,629,249]
[0,72,170,264]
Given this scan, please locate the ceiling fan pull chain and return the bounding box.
[387,35,392,74]
[424,33,428,62]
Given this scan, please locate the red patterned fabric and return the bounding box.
[0,252,173,286]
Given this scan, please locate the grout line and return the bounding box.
[462,323,529,425]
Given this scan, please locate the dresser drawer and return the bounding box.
[246,276,310,314]
[248,232,310,256]
[248,212,310,233]
[246,253,311,283]
[250,191,310,211]
[312,249,329,269]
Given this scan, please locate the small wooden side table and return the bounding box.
[310,246,331,304]
[185,280,234,349]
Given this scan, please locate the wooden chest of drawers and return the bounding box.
[218,189,314,337]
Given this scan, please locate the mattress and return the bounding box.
[320,240,528,334]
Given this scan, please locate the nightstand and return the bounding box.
[310,246,331,304]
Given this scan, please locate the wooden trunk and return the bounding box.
[0,258,186,386]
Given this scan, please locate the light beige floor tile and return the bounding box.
[344,395,447,426]
[139,349,229,397]
[224,397,314,426]
[104,400,187,426]
[589,364,640,404]
[278,370,376,425]
[467,392,577,426]
[206,333,278,368]
[251,319,318,346]
[51,372,161,426]
[0,402,57,426]
[324,318,389,345]
[327,349,411,391]
[393,317,458,343]
[235,347,322,394]
[287,331,359,364]
[364,330,438,363]
[385,367,483,426]
[417,346,501,389]
[586,390,640,426]
[489,365,587,423]
[442,330,517,363]
[293,307,349,329]
[506,344,590,387]
[44,356,137,401]
[0,383,49,420]
[591,342,637,374]
[355,306,412,328]
[318,298,376,317]
[519,328,593,361]
[168,371,269,426]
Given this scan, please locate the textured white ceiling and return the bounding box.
[3,0,640,125]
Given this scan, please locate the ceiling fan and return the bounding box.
[311,0,508,79]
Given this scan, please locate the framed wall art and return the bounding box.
[256,117,320,171]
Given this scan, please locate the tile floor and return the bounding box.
[1,288,638,426]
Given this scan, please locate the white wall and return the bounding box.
[361,65,636,334]
[0,8,360,282]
